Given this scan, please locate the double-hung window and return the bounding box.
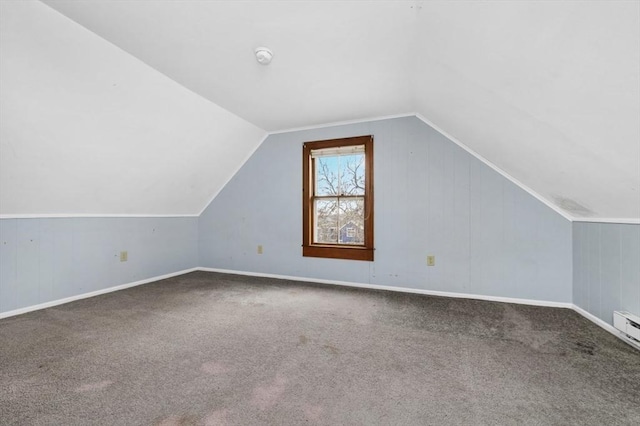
[302,135,374,261]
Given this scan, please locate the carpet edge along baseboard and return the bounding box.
[2,266,638,351]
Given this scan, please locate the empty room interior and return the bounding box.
[1,1,640,425]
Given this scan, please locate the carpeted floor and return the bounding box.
[1,271,639,425]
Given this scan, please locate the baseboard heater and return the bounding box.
[613,311,640,343]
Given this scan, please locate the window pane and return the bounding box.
[339,154,365,196]
[338,198,364,245]
[315,157,339,196]
[315,150,364,197]
[314,198,338,243]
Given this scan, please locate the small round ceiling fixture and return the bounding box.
[255,47,273,65]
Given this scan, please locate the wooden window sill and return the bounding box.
[302,245,374,261]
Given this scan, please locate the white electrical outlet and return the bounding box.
[120,251,128,262]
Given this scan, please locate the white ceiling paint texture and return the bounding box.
[0,1,265,215]
[42,0,416,131]
[6,1,640,220]
[412,1,640,220]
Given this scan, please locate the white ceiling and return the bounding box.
[412,1,640,221]
[2,1,639,220]
[42,0,417,131]
[0,0,265,215]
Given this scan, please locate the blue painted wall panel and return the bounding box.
[535,206,573,302]
[586,224,602,319]
[199,117,573,303]
[572,224,585,309]
[16,220,40,310]
[449,146,471,294]
[37,219,55,304]
[0,217,198,315]
[620,225,640,315]
[573,222,640,325]
[50,219,75,301]
[0,220,17,312]
[10,116,640,323]
[600,226,620,323]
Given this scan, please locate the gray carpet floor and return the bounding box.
[1,271,639,425]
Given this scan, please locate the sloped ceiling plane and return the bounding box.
[1,1,638,221]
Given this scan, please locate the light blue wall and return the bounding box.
[0,217,198,315]
[199,116,573,303]
[10,118,638,319]
[5,117,638,320]
[573,222,640,325]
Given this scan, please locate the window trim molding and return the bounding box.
[302,135,374,261]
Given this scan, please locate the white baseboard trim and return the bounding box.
[572,304,640,350]
[197,267,573,309]
[3,266,637,352]
[0,267,199,319]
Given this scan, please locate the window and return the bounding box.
[302,135,374,261]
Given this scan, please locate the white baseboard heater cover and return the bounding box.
[613,311,640,342]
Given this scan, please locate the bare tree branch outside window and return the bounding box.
[314,152,365,244]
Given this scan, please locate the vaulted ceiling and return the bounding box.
[2,0,639,220]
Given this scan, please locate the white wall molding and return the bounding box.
[572,217,640,225]
[0,267,199,319]
[0,214,199,219]
[269,113,416,135]
[197,267,573,309]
